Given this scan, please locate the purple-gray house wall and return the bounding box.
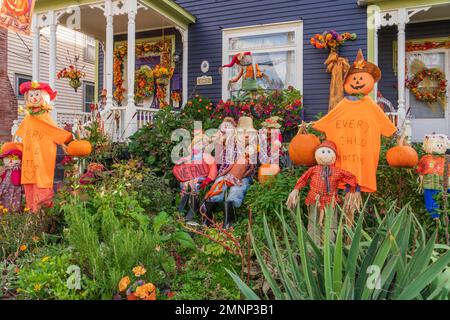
[175,0,368,120]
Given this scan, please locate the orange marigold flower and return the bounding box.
[20,244,27,251]
[118,276,131,292]
[132,265,147,277]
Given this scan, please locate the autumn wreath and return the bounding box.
[134,65,154,102]
[406,67,447,108]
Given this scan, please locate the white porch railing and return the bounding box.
[136,107,158,130]
[57,111,93,128]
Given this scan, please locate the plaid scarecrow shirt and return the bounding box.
[416,155,450,190]
[294,165,357,209]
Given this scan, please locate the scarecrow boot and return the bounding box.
[185,195,199,224]
[223,201,235,229]
[202,201,217,226]
[178,192,190,214]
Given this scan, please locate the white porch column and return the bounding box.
[31,13,40,82]
[104,0,114,112]
[48,10,58,121]
[124,0,137,138]
[397,8,407,129]
[182,28,188,108]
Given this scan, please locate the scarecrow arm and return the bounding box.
[294,167,314,190]
[230,68,244,83]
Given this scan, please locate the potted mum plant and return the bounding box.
[116,265,157,300]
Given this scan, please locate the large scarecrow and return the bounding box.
[312,49,397,194]
[15,81,73,213]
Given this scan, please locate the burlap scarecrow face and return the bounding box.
[423,134,449,155]
[344,49,381,96]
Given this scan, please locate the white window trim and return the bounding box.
[222,21,303,100]
[14,73,32,99]
[83,81,96,112]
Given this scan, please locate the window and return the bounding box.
[83,81,95,112]
[222,21,303,99]
[84,36,96,63]
[15,74,32,99]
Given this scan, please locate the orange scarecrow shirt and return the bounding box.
[15,113,72,189]
[313,96,396,192]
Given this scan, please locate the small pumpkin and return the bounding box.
[288,123,321,166]
[258,164,281,184]
[1,142,23,153]
[344,71,375,96]
[67,140,92,157]
[386,133,418,168]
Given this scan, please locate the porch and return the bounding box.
[28,0,195,141]
[367,1,450,142]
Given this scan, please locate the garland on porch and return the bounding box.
[113,40,172,105]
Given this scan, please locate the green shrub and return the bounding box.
[62,179,195,299]
[15,245,96,300]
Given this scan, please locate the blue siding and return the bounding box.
[378,20,450,107]
[175,0,368,120]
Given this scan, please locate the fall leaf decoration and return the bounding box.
[406,59,447,112]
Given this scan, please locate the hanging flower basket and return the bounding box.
[69,79,82,92]
[57,65,85,92]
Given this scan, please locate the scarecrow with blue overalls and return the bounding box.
[416,133,450,219]
[201,117,257,229]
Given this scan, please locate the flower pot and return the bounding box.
[69,79,81,92]
[156,76,169,86]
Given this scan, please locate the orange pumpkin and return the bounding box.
[258,164,281,184]
[386,134,418,168]
[1,141,23,153]
[344,72,375,96]
[67,140,92,157]
[288,123,321,166]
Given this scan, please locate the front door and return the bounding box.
[407,49,450,142]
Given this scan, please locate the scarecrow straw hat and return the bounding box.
[346,49,381,82]
[261,116,282,129]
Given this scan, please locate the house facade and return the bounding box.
[7,26,97,126]
[2,0,449,143]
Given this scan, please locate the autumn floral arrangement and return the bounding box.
[153,64,175,108]
[113,45,128,104]
[406,60,448,111]
[211,87,304,131]
[116,265,157,300]
[134,65,155,103]
[57,65,85,92]
[310,30,357,52]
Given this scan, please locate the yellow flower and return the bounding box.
[18,106,24,114]
[41,256,49,262]
[19,244,27,252]
[34,283,42,292]
[24,207,30,213]
[118,276,131,292]
[2,208,8,214]
[132,265,146,277]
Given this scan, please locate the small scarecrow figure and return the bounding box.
[174,132,218,225]
[416,134,450,219]
[213,117,237,167]
[202,117,257,229]
[286,140,358,245]
[220,52,266,99]
[0,144,23,213]
[15,81,73,213]
[259,116,283,165]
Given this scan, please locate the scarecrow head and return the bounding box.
[19,81,57,115]
[314,140,337,166]
[0,149,22,168]
[423,133,449,155]
[221,52,253,70]
[344,49,381,96]
[219,117,237,133]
